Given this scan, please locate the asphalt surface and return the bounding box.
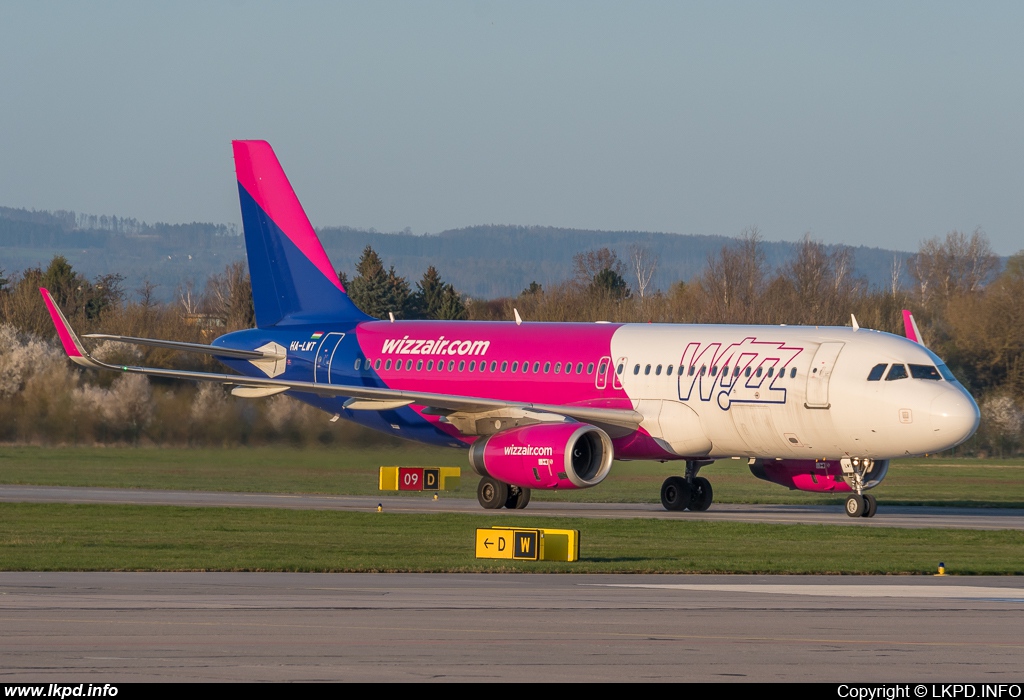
[1,572,1022,682]
[2,484,1023,530]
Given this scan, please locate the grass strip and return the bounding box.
[1,446,1023,507]
[2,502,1022,574]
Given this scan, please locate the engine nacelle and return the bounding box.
[468,423,614,490]
[748,459,889,493]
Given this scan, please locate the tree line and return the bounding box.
[0,228,1021,455]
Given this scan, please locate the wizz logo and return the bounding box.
[677,337,803,410]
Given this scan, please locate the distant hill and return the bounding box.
[1,206,915,301]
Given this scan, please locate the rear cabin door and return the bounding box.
[314,332,346,384]
[805,342,844,409]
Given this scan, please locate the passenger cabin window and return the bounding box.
[374,359,382,370]
[666,365,673,375]
[744,367,751,377]
[354,359,361,370]
[416,360,423,371]
[554,362,561,373]
[427,360,434,371]
[447,360,455,371]
[886,364,908,381]
[405,360,413,370]
[468,361,476,371]
[385,360,393,370]
[501,361,508,372]
[909,364,942,380]
[790,367,796,378]
[586,363,594,374]
[490,361,497,372]
[644,364,651,375]
[634,364,641,375]
[616,363,624,375]
[867,363,887,381]
[511,361,519,372]
[599,363,607,375]
[767,367,773,377]
[458,361,466,372]
[544,362,551,373]
[710,366,717,376]
[532,362,540,373]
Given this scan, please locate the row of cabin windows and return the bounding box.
[354,358,603,376]
[627,363,798,379]
[866,363,943,382]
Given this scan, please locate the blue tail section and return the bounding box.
[233,140,371,327]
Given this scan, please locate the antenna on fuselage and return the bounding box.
[389,312,395,323]
[513,308,523,326]
[851,314,860,331]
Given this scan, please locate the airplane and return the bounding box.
[40,140,981,518]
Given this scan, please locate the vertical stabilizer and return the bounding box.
[233,140,371,327]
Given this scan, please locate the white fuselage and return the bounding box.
[610,324,979,460]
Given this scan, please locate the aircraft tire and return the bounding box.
[505,486,531,510]
[845,495,866,517]
[862,494,877,518]
[689,477,713,512]
[478,477,509,510]
[660,476,691,511]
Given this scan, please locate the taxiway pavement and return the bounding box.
[1,572,1022,682]
[2,484,1022,530]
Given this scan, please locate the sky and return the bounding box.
[1,1,1022,254]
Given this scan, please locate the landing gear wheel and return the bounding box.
[477,477,509,510]
[862,494,877,518]
[661,476,691,511]
[505,486,531,510]
[689,477,713,512]
[845,494,866,518]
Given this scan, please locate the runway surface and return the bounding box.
[1,572,1023,682]
[3,484,1023,530]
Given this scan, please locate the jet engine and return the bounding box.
[748,458,889,493]
[469,423,614,490]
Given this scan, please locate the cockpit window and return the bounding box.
[937,363,957,382]
[885,364,908,381]
[909,364,942,380]
[867,363,887,381]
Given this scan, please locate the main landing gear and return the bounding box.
[477,476,531,510]
[661,460,715,512]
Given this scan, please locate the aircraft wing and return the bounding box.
[83,333,285,360]
[41,289,642,431]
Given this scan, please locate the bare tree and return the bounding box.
[910,228,999,307]
[629,244,659,299]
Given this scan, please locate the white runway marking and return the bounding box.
[590,583,1024,600]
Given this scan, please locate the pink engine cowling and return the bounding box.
[468,423,614,490]
[748,459,889,493]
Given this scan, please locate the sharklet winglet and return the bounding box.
[39,288,105,369]
[902,309,925,346]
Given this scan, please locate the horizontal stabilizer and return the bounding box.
[84,334,285,360]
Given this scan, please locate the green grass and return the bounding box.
[2,446,1022,508]
[2,502,1022,574]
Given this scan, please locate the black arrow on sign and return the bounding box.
[484,539,493,549]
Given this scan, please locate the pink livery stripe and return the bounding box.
[232,140,344,292]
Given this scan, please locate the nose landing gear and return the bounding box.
[841,457,879,518]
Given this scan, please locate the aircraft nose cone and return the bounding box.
[930,389,980,446]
